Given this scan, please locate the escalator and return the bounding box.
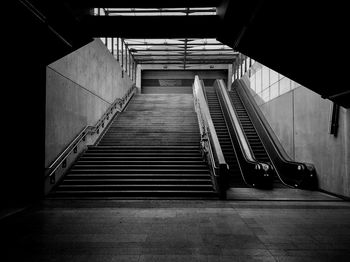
[228,88,287,188]
[205,79,317,190]
[229,79,317,189]
[205,86,246,187]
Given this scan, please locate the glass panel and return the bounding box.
[291,80,301,90]
[255,69,262,94]
[270,69,278,85]
[270,82,279,100]
[108,38,112,52]
[250,74,256,93]
[279,77,291,95]
[261,88,270,102]
[119,38,122,62]
[262,66,269,90]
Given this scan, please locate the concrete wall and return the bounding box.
[239,67,350,198]
[45,39,133,167]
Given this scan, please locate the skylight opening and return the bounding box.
[94,7,216,16]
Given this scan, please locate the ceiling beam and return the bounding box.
[65,0,223,8]
[126,43,224,46]
[183,8,190,70]
[139,61,233,64]
[106,9,216,14]
[133,54,237,57]
[129,48,234,52]
[81,15,219,38]
[137,58,234,62]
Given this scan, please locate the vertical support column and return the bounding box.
[121,38,124,75]
[131,59,134,82]
[129,53,132,77]
[240,54,243,77]
[125,45,129,74]
[136,64,142,93]
[227,64,233,91]
[116,38,119,61]
[111,38,114,55]
[234,61,238,80]
[134,61,137,84]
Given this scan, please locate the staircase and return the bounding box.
[228,88,285,187]
[205,87,246,187]
[50,94,217,198]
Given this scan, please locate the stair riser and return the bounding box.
[51,94,217,199]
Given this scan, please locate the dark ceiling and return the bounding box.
[15,0,350,107]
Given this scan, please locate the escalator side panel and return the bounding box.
[205,87,247,187]
[229,89,285,188]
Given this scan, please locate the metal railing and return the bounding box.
[45,84,136,185]
[193,76,228,199]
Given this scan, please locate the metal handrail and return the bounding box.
[198,80,220,172]
[46,126,91,172]
[193,76,226,167]
[197,106,219,173]
[216,79,256,162]
[45,84,136,178]
[193,76,228,197]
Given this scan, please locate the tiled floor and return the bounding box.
[1,200,350,262]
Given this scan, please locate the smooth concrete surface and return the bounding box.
[2,200,350,262]
[227,188,341,201]
[45,39,133,167]
[256,87,349,198]
[259,92,294,159]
